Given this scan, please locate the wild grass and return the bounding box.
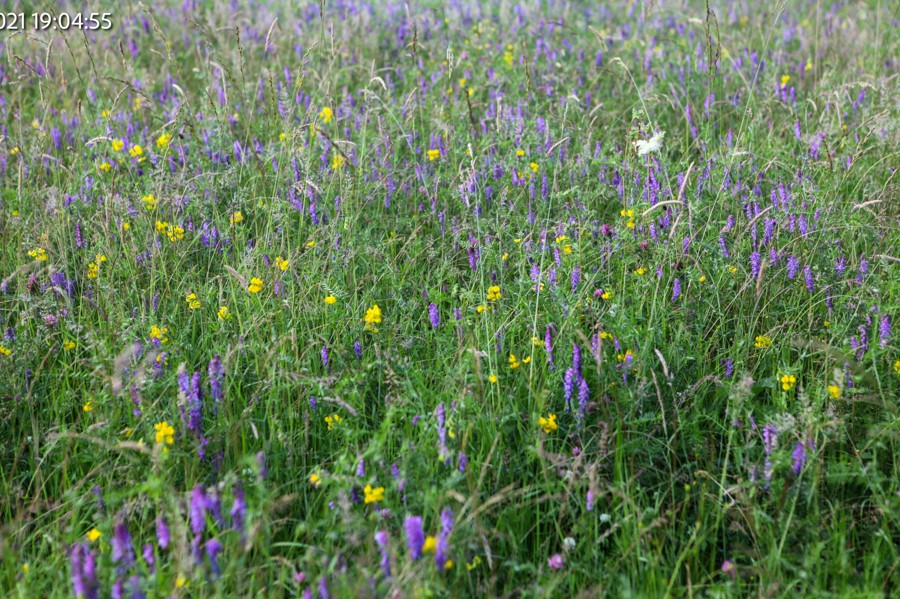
[0,0,898,597]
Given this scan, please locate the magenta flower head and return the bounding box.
[721,560,736,579]
[547,553,564,571]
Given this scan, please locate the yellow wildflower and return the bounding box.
[166,224,184,242]
[99,162,112,172]
[154,421,175,446]
[424,536,437,553]
[156,133,172,149]
[150,325,169,344]
[87,528,102,542]
[27,248,48,261]
[309,473,321,487]
[185,293,201,310]
[87,262,100,279]
[324,295,337,305]
[230,211,243,224]
[83,400,93,412]
[754,335,772,349]
[427,149,441,161]
[325,413,344,430]
[486,285,502,301]
[538,413,558,433]
[363,485,385,504]
[274,256,289,271]
[489,374,498,384]
[129,145,143,158]
[332,154,345,170]
[217,306,231,320]
[319,107,333,123]
[64,340,76,351]
[364,304,382,332]
[143,194,158,210]
[111,139,124,152]
[509,354,521,369]
[248,277,264,294]
[0,345,11,357]
[780,374,797,391]
[827,385,841,400]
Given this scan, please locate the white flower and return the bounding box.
[635,131,666,156]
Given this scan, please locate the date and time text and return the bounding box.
[0,12,113,31]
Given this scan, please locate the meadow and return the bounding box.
[1,0,898,596]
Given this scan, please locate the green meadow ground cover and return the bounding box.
[0,0,898,596]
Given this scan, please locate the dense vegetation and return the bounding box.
[1,1,898,596]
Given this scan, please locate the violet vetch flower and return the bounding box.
[70,542,99,599]
[572,343,582,378]
[750,252,761,279]
[231,484,247,541]
[206,538,223,577]
[563,367,576,410]
[577,378,589,421]
[374,530,391,578]
[404,515,425,560]
[545,324,554,369]
[804,265,814,293]
[879,314,891,349]
[111,520,135,566]
[354,341,362,359]
[791,440,807,475]
[156,517,170,550]
[672,277,681,301]
[321,345,329,372]
[428,302,440,328]
[190,485,208,535]
[208,354,224,402]
[435,508,454,571]
[786,255,799,279]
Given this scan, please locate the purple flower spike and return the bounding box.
[374,530,391,578]
[156,517,170,550]
[206,538,223,576]
[404,516,425,560]
[69,543,99,599]
[428,302,440,329]
[190,486,207,536]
